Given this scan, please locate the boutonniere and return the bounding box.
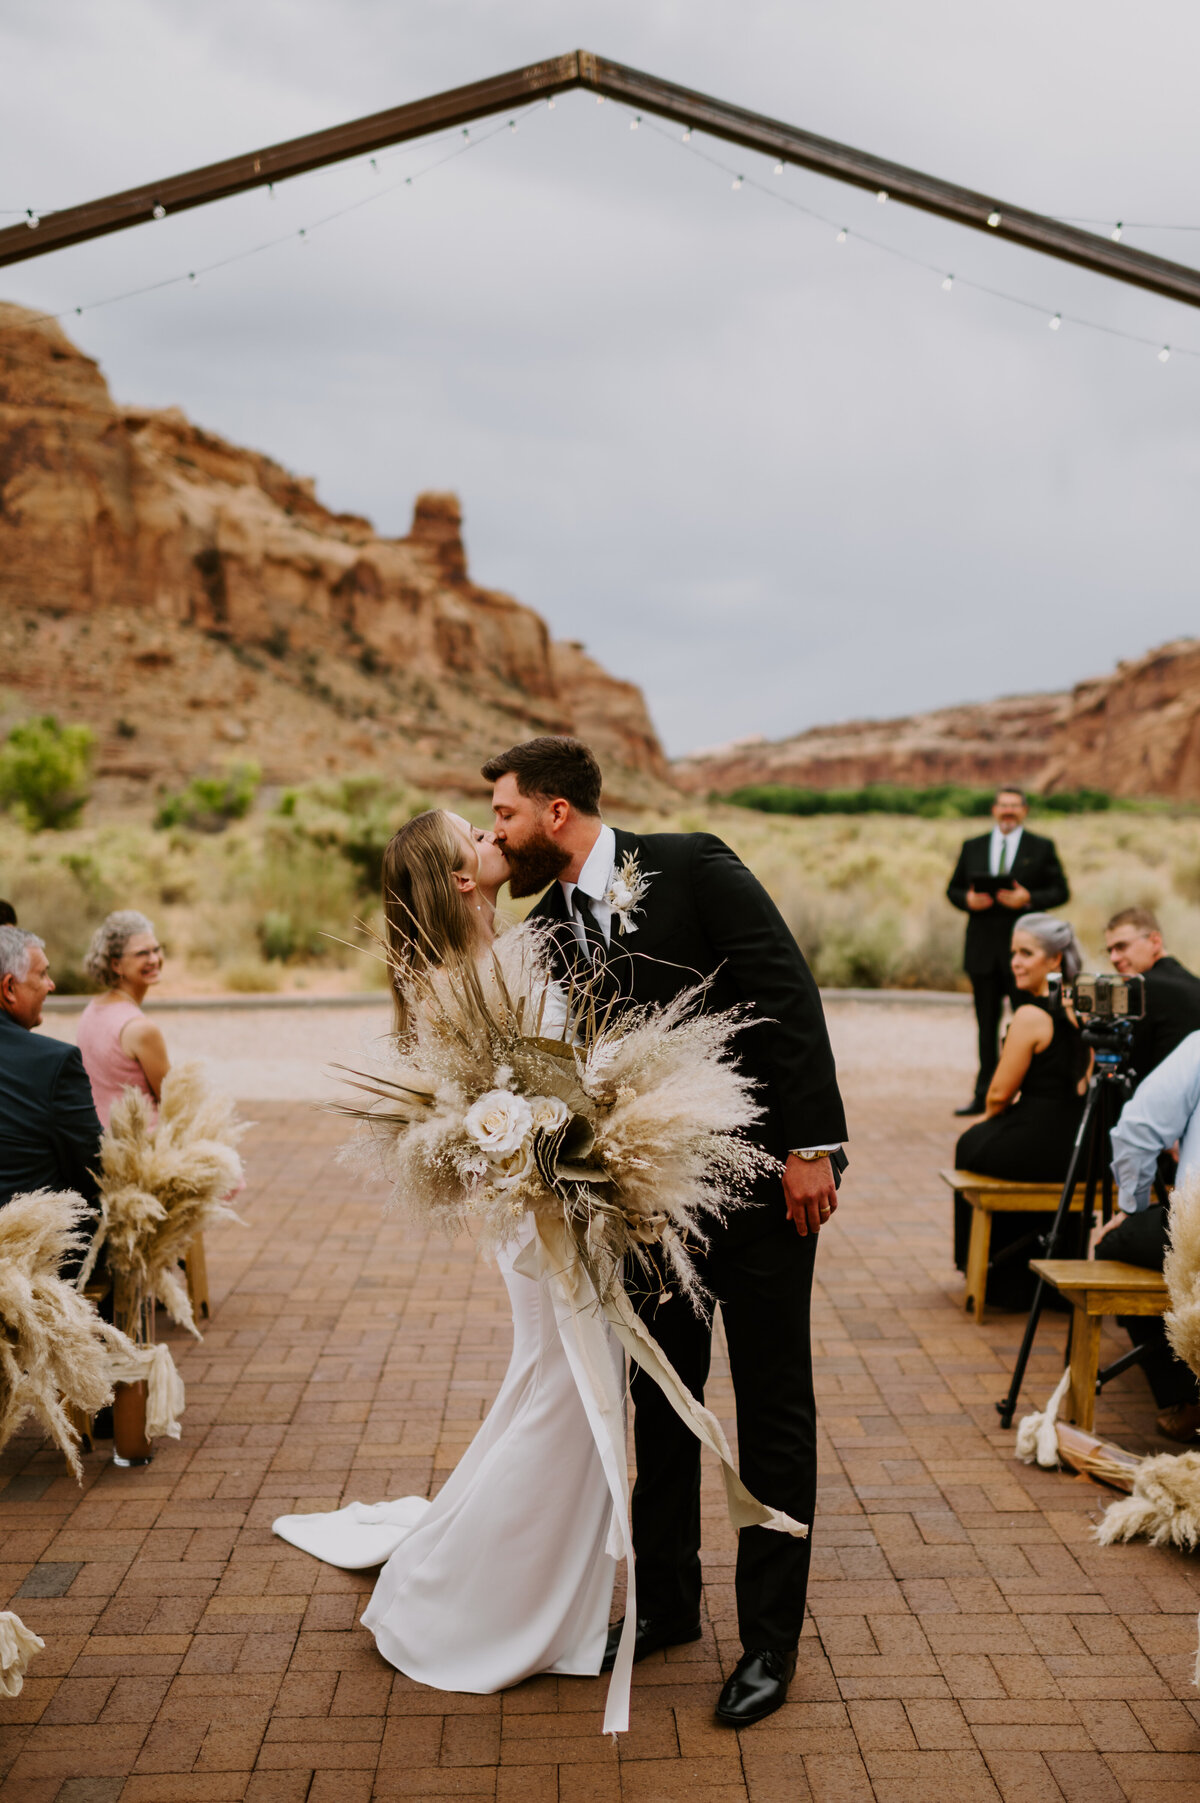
[605,853,655,936]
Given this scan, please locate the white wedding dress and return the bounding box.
[273,977,635,1729]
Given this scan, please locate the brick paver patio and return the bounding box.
[2,1019,1198,1801]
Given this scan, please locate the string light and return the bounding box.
[369,158,378,173]
[732,175,743,190]
[637,110,1200,370]
[152,203,166,220]
[188,271,198,285]
[1111,221,1123,242]
[462,128,470,139]
[298,228,308,244]
[773,161,784,176]
[508,119,517,132]
[681,128,691,141]
[547,98,555,110]
[630,116,640,131]
[876,190,888,204]
[25,210,39,229]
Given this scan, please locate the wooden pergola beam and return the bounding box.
[3,47,1198,312]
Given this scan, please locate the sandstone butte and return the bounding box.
[674,639,1200,802]
[0,300,671,812]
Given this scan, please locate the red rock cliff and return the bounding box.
[0,301,670,805]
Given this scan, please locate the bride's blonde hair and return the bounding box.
[381,810,479,1035]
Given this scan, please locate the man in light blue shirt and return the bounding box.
[1094,1031,1200,1438]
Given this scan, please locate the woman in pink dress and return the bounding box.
[76,911,169,1126]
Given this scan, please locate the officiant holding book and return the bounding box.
[947,786,1069,1115]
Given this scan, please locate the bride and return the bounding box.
[272,810,630,1713]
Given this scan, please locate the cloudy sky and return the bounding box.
[3,2,1197,754]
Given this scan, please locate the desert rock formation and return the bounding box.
[675,640,1200,803]
[0,301,670,807]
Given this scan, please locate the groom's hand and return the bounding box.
[783,1154,838,1236]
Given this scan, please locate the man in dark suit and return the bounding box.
[1105,907,1200,1082]
[483,736,847,1728]
[0,925,102,1211]
[946,787,1069,1115]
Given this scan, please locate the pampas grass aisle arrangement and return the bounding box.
[0,1611,44,1698]
[82,1062,247,1338]
[0,1189,140,1477]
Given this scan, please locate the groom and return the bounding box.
[483,735,847,1727]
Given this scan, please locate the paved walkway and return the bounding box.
[3,1011,1199,1801]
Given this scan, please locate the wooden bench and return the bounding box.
[1029,1258,1169,1433]
[941,1169,1075,1321]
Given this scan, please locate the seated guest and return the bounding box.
[1105,907,1200,1082]
[0,925,103,1213]
[953,914,1088,1309]
[1094,1030,1200,1441]
[0,901,16,927]
[77,911,169,1126]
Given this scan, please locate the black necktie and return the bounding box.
[573,891,607,968]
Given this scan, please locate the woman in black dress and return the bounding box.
[954,913,1089,1308]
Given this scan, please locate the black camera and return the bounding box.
[1047,972,1145,1020]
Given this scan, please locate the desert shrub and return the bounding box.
[156,762,260,832]
[275,775,429,893]
[726,782,1116,819]
[1,845,115,990]
[221,957,282,994]
[0,715,95,831]
[257,910,296,962]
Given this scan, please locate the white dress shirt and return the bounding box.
[559,823,616,953]
[989,824,1024,877]
[1111,1030,1200,1213]
[559,823,837,1161]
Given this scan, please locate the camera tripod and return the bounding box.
[996,1026,1137,1431]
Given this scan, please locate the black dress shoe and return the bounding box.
[954,1098,986,1116]
[600,1614,702,1673]
[714,1648,797,1727]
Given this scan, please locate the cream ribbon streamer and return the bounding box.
[105,1341,186,1441]
[517,1218,808,1736]
[0,1611,44,1698]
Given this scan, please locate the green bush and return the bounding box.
[275,774,429,893]
[156,761,261,832]
[726,782,1114,819]
[0,715,95,831]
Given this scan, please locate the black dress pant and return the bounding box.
[1095,1206,1199,1409]
[970,967,1019,1100]
[629,1216,817,1653]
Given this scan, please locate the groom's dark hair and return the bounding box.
[481,736,602,816]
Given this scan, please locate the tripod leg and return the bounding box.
[997,1082,1099,1430]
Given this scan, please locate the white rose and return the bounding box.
[528,1095,569,1135]
[464,1089,533,1158]
[492,1141,535,1192]
[609,879,635,910]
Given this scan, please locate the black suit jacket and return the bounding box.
[0,1010,103,1209]
[1131,954,1200,1082]
[947,829,1070,976]
[528,827,847,1241]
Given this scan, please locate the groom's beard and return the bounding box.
[503,827,571,898]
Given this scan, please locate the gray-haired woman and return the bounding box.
[76,911,169,1127]
[953,913,1090,1308]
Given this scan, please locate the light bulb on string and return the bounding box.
[876,190,888,204]
[941,274,954,291]
[1111,222,1123,242]
[681,127,691,141]
[1049,313,1062,330]
[1159,345,1171,362]
[836,227,847,243]
[732,175,743,191]
[152,203,166,220]
[188,272,198,286]
[508,119,517,132]
[630,116,640,131]
[987,211,1001,228]
[596,95,604,105]
[298,228,308,245]
[462,128,470,139]
[25,210,38,229]
[369,158,378,173]
[773,161,784,175]
[547,98,555,110]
